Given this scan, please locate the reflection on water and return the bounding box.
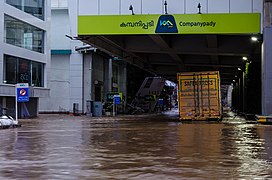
[0,114,272,179]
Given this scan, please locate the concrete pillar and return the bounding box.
[69,52,83,113]
[234,81,239,111]
[0,1,3,84]
[227,85,233,107]
[83,54,93,113]
[104,58,112,93]
[262,27,272,115]
[119,63,127,100]
[118,62,127,113]
[242,71,245,112]
[238,79,241,111]
[238,71,245,112]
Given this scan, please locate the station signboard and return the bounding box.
[79,13,261,35]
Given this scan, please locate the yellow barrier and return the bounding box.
[256,116,272,123]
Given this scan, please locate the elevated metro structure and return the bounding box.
[74,0,272,116]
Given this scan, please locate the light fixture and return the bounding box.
[65,34,73,40]
[164,1,168,14]
[129,5,135,15]
[238,68,242,71]
[242,57,248,61]
[65,34,78,40]
[251,36,258,42]
[197,3,202,14]
[233,80,236,82]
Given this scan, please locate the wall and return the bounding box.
[51,9,71,50]
[79,0,262,15]
[45,0,85,113]
[40,54,70,112]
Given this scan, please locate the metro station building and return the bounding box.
[76,0,272,116]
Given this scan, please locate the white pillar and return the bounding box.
[118,63,127,99]
[262,27,272,115]
[104,58,112,93]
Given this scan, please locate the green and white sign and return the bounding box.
[78,13,260,35]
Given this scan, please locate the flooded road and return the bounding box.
[0,113,272,179]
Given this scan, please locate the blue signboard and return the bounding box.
[113,95,121,105]
[16,83,29,102]
[159,99,164,106]
[106,92,122,102]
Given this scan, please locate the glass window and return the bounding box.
[4,15,44,53]
[18,59,30,84]
[4,55,17,84]
[32,61,43,87]
[3,54,44,87]
[6,0,44,20]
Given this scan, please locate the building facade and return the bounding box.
[45,0,127,114]
[76,0,272,116]
[78,0,262,15]
[0,0,50,117]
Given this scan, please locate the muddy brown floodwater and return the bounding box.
[0,113,272,179]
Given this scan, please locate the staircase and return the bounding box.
[130,77,165,113]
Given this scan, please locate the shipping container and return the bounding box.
[177,71,222,120]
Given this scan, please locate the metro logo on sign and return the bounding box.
[155,15,178,33]
[16,83,29,102]
[160,20,173,27]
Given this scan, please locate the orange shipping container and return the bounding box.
[177,71,222,121]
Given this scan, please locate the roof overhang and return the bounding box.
[77,13,262,84]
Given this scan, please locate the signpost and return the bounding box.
[15,83,29,121]
[113,95,121,116]
[114,95,121,105]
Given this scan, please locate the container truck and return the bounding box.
[177,71,222,120]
